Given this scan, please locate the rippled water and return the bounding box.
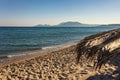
[0,26,119,56]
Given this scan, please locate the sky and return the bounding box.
[0,0,120,26]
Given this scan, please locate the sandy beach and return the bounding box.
[0,44,119,80]
[1,0,120,79]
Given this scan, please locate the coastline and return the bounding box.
[0,41,119,80]
[0,42,77,68]
[0,28,120,79]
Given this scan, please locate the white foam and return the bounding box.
[2,41,78,62]
[42,41,78,51]
[7,54,26,58]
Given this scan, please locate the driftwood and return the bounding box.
[76,28,120,69]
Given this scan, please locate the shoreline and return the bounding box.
[0,27,120,79]
[0,40,119,80]
[0,42,77,68]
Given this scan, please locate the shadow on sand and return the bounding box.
[86,55,120,80]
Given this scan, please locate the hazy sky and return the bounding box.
[0,0,120,26]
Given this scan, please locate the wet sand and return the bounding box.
[0,45,120,80]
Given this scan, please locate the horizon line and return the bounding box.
[0,21,120,27]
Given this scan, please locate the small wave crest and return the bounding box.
[42,41,77,50]
[7,54,26,58]
[0,41,77,62]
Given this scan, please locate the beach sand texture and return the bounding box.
[0,45,120,80]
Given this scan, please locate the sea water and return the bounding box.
[0,26,119,58]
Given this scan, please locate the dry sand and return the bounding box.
[0,45,120,80]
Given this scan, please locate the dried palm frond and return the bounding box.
[76,28,120,69]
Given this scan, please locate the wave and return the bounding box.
[42,41,78,50]
[0,47,42,53]
[0,40,78,62]
[7,54,26,58]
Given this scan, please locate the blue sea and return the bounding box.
[0,26,119,58]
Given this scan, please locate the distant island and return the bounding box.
[56,21,88,27]
[97,24,120,27]
[35,21,97,27]
[35,24,51,27]
[35,21,120,27]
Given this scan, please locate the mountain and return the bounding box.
[107,24,120,26]
[35,21,101,27]
[56,21,86,27]
[56,21,99,27]
[35,24,51,27]
[97,24,120,27]
[35,21,93,27]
